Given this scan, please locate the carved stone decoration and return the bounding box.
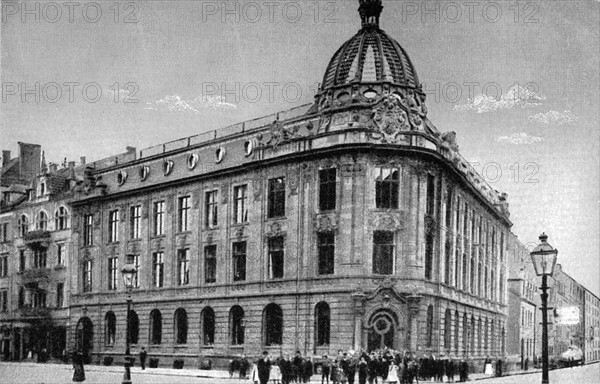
[154,238,162,250]
[253,178,262,202]
[265,222,285,239]
[332,113,349,127]
[221,184,229,204]
[370,94,411,143]
[314,214,338,233]
[128,241,139,254]
[235,226,244,239]
[178,234,187,249]
[318,115,332,133]
[341,163,365,178]
[288,173,299,196]
[206,232,214,244]
[369,213,404,231]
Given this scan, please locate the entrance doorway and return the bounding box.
[367,309,401,351]
[75,317,93,363]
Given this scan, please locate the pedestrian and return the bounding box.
[304,357,313,383]
[524,357,529,371]
[458,359,468,382]
[495,358,503,377]
[257,351,272,384]
[72,350,85,382]
[281,355,292,384]
[321,355,331,384]
[483,355,493,375]
[366,353,378,384]
[446,357,455,383]
[240,354,250,379]
[139,347,147,370]
[357,356,368,384]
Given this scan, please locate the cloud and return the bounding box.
[454,84,544,113]
[528,110,579,125]
[146,95,237,113]
[495,133,545,145]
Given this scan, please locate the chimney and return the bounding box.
[80,156,86,165]
[2,150,10,166]
[18,142,41,182]
[49,163,58,173]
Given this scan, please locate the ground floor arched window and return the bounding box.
[263,303,283,346]
[129,310,139,345]
[174,308,188,344]
[149,309,162,345]
[202,307,215,346]
[105,312,116,346]
[315,302,330,347]
[230,306,244,345]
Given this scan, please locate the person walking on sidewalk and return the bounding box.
[72,350,85,382]
[139,347,147,370]
[257,351,272,384]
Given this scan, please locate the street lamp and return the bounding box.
[530,233,558,384]
[121,254,136,384]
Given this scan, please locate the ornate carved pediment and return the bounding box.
[370,94,411,143]
[253,177,263,202]
[265,222,286,239]
[177,234,187,249]
[369,213,404,231]
[314,214,338,233]
[127,241,140,254]
[234,226,245,239]
[153,238,163,250]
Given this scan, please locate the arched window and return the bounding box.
[36,211,48,231]
[426,305,434,348]
[201,307,215,346]
[484,318,489,353]
[230,306,245,345]
[105,311,116,346]
[463,313,468,355]
[55,206,69,230]
[129,310,139,345]
[315,302,330,347]
[444,309,452,350]
[18,215,29,237]
[454,310,460,352]
[174,308,188,344]
[149,309,162,345]
[263,303,283,346]
[470,315,476,356]
[478,317,482,354]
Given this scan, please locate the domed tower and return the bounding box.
[312,0,436,139]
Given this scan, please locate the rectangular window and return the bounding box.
[152,252,164,288]
[178,196,190,232]
[267,178,286,218]
[319,168,337,211]
[373,231,395,274]
[445,186,453,227]
[33,248,47,268]
[0,256,7,277]
[232,242,246,282]
[233,185,249,224]
[108,210,119,243]
[425,234,433,280]
[56,282,64,308]
[0,223,8,242]
[426,174,435,215]
[268,237,284,279]
[108,257,118,290]
[445,240,452,285]
[317,232,335,275]
[132,255,140,288]
[18,286,24,307]
[83,214,93,246]
[178,249,190,286]
[375,168,400,209]
[204,245,217,284]
[130,205,141,239]
[19,249,26,272]
[56,244,64,265]
[463,204,469,235]
[205,191,218,228]
[0,290,7,312]
[83,260,93,293]
[33,291,46,308]
[153,201,165,236]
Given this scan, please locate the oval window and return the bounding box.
[215,147,226,163]
[117,171,128,186]
[163,160,174,176]
[187,153,199,170]
[139,166,150,181]
[363,89,378,99]
[337,92,351,104]
[244,140,254,157]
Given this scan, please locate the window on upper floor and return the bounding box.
[0,223,10,242]
[204,245,217,284]
[373,231,395,275]
[205,191,218,228]
[0,290,7,312]
[55,207,69,230]
[36,211,48,231]
[83,260,93,293]
[267,178,286,218]
[233,185,249,224]
[130,205,141,239]
[108,257,118,290]
[375,168,400,209]
[83,214,93,246]
[152,252,164,288]
[319,168,337,211]
[108,210,119,243]
[153,201,165,236]
[178,196,191,232]
[0,256,8,277]
[268,236,284,280]
[178,249,190,286]
[317,232,335,276]
[33,248,47,268]
[18,215,28,237]
[232,242,246,282]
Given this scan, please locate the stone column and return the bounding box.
[352,291,366,351]
[407,295,421,352]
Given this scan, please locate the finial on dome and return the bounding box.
[358,0,383,28]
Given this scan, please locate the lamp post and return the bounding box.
[121,254,136,384]
[530,233,558,384]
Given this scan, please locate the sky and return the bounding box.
[1,0,598,295]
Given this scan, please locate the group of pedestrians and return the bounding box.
[247,351,315,384]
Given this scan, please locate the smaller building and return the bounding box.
[583,288,600,363]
